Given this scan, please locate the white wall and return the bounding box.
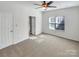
[0,2,42,49]
[0,14,1,48]
[30,9,42,35]
[42,6,79,41]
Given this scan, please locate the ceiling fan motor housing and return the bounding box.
[42,3,48,9]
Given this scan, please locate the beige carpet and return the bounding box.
[0,34,79,57]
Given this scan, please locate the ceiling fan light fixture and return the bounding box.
[42,7,47,10]
[34,1,56,10]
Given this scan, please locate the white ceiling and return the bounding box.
[18,1,79,11]
[46,1,79,11]
[29,1,79,11]
[0,1,79,11]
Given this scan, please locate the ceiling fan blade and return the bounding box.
[34,4,41,6]
[43,1,46,4]
[48,6,56,8]
[42,1,46,5]
[47,1,53,5]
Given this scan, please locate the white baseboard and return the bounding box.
[13,38,28,45]
[0,37,29,50]
[0,44,13,50]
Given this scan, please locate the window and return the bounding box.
[49,16,65,30]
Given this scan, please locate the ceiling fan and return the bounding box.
[34,1,56,10]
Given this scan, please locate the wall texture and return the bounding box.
[42,6,79,41]
[0,2,42,49]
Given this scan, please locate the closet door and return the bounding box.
[1,13,14,49]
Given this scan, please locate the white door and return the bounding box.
[1,13,14,49]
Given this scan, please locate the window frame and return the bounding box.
[49,16,65,30]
